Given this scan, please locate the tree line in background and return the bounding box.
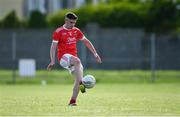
[0,0,180,32]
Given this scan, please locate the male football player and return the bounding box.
[47,12,102,106]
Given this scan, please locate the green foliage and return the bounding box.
[1,10,21,28]
[48,3,148,28]
[93,3,148,28]
[48,1,179,32]
[47,10,68,28]
[108,0,141,4]
[145,0,178,32]
[0,1,179,32]
[74,6,96,27]
[27,10,47,28]
[86,0,92,4]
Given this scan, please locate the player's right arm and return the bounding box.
[47,29,61,70]
[47,41,58,71]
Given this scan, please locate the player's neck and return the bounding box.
[63,24,73,30]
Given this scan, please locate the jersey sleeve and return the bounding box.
[52,31,59,43]
[77,29,85,41]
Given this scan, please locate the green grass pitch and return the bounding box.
[0,83,180,116]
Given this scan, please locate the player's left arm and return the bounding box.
[81,37,102,63]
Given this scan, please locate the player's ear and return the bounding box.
[65,19,68,23]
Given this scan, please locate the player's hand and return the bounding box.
[47,62,55,71]
[94,53,102,63]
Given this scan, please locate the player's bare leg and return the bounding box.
[68,56,83,106]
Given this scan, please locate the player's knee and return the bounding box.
[71,57,80,66]
[75,58,81,65]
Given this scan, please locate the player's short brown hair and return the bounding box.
[65,12,78,20]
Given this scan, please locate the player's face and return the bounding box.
[65,19,77,29]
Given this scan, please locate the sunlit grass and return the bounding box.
[0,84,180,116]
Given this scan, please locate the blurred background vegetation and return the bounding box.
[0,0,180,33]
